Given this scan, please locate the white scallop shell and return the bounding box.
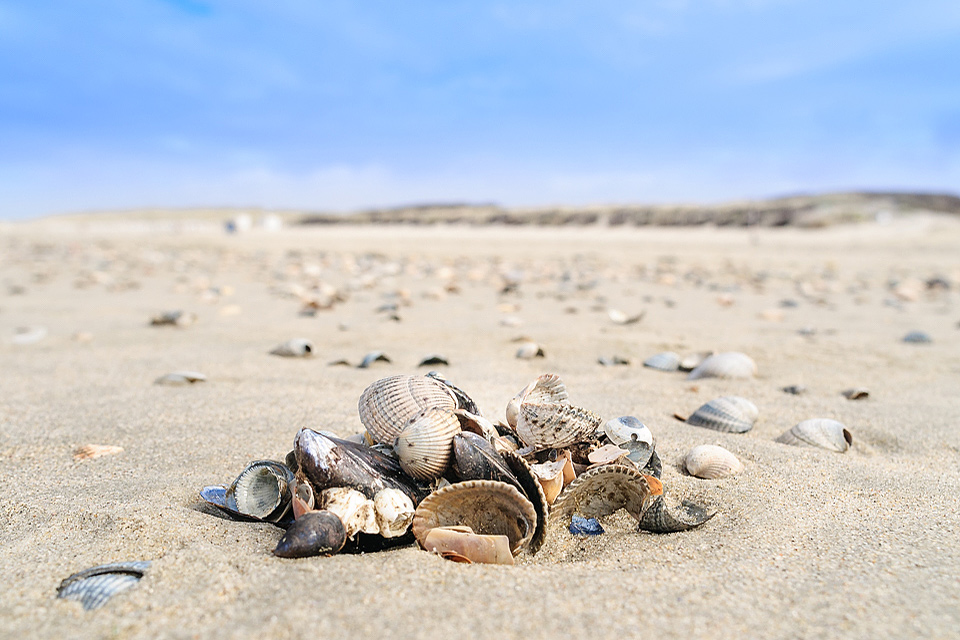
[684,445,744,479]
[394,406,462,480]
[685,396,758,433]
[643,352,681,372]
[775,419,852,453]
[270,338,313,357]
[686,352,757,380]
[358,375,458,445]
[602,416,653,446]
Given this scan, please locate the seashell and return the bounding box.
[641,449,662,479]
[555,449,577,486]
[587,443,629,466]
[902,330,932,344]
[11,326,47,345]
[373,488,415,538]
[643,352,681,372]
[294,428,430,504]
[775,419,852,453]
[686,352,757,380]
[426,372,481,415]
[597,355,630,366]
[57,561,151,610]
[782,384,807,395]
[270,338,313,357]
[394,406,462,480]
[420,526,515,565]
[550,465,660,526]
[150,310,196,327]
[530,459,566,505]
[684,445,744,479]
[225,460,294,522]
[678,351,713,372]
[515,341,545,359]
[274,510,346,558]
[515,402,602,451]
[501,450,548,554]
[358,375,458,445]
[154,371,207,386]
[685,396,758,434]
[358,350,391,368]
[451,432,523,492]
[506,373,569,429]
[73,444,123,461]
[608,308,645,325]
[841,388,869,400]
[454,409,499,441]
[637,491,717,533]
[412,480,537,555]
[418,354,449,367]
[320,487,378,538]
[500,315,523,328]
[569,515,604,535]
[618,438,654,469]
[291,479,315,519]
[602,416,653,447]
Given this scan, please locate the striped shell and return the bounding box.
[686,352,757,380]
[270,338,313,357]
[643,351,681,372]
[684,444,744,479]
[57,561,150,610]
[550,465,659,525]
[394,406,462,480]
[686,396,758,433]
[515,402,602,450]
[775,419,852,453]
[412,480,537,555]
[506,374,568,429]
[358,375,458,445]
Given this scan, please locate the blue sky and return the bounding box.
[2,1,960,219]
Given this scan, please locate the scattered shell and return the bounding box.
[320,487,378,538]
[685,396,758,433]
[11,326,47,345]
[418,354,449,367]
[225,460,294,522]
[515,342,545,359]
[420,526,514,565]
[687,352,757,380]
[587,444,629,466]
[150,310,196,327]
[841,388,869,400]
[454,409,499,441]
[154,371,207,386]
[602,416,654,447]
[358,351,392,368]
[678,351,713,372]
[550,465,660,525]
[394,406,462,480]
[291,479,315,519]
[270,338,313,357]
[412,480,537,555]
[373,489,415,538]
[775,419,852,453]
[506,374,568,429]
[684,445,744,479]
[515,402,602,451]
[73,444,124,461]
[638,492,717,533]
[782,384,807,395]
[643,352,681,372]
[358,375,458,445]
[274,510,346,558]
[530,459,567,504]
[902,331,932,344]
[57,561,151,610]
[608,309,645,325]
[597,355,630,366]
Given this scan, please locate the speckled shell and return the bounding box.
[684,444,744,479]
[394,406,462,480]
[775,419,852,453]
[550,465,658,525]
[57,561,151,611]
[638,495,717,533]
[643,351,681,372]
[515,402,602,450]
[686,352,757,380]
[602,416,654,446]
[686,396,759,433]
[270,338,313,357]
[412,480,537,555]
[506,374,568,429]
[358,375,458,445]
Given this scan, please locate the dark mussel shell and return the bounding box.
[640,449,662,479]
[426,371,481,416]
[501,449,548,554]
[274,510,347,558]
[451,432,523,492]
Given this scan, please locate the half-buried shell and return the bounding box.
[684,444,744,479]
[358,375,458,445]
[775,419,852,453]
[270,338,313,357]
[394,406,462,480]
[420,526,514,565]
[686,352,757,380]
[638,489,717,533]
[57,561,151,610]
[685,396,758,434]
[550,465,660,526]
[643,352,681,372]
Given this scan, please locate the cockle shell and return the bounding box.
[602,416,654,447]
[320,487,378,539]
[515,402,602,451]
[373,488,415,538]
[506,373,568,429]
[686,352,757,380]
[358,375,458,445]
[274,510,346,558]
[638,491,717,533]
[394,406,462,480]
[685,396,759,433]
[550,465,660,526]
[643,352,681,372]
[57,561,151,610]
[775,419,852,453]
[224,460,294,522]
[420,526,514,565]
[412,480,537,555]
[270,338,313,357]
[684,445,744,479]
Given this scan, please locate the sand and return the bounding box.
[1,216,959,639]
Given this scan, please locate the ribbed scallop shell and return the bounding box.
[643,351,681,372]
[394,406,462,480]
[686,352,757,380]
[506,374,569,429]
[412,480,537,555]
[550,465,657,524]
[515,402,602,450]
[686,396,758,433]
[775,419,852,453]
[684,444,744,479]
[57,561,151,611]
[358,375,458,445]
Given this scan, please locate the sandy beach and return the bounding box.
[1,216,959,639]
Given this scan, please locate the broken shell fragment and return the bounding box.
[775,419,852,453]
[57,561,151,610]
[394,406,462,480]
[841,388,869,400]
[73,444,124,461]
[418,354,449,367]
[587,444,629,466]
[602,416,653,447]
[373,488,416,538]
[597,355,630,367]
[530,459,567,505]
[150,310,196,327]
[637,494,717,533]
[274,510,346,558]
[270,338,313,357]
[902,330,932,344]
[154,371,207,386]
[569,515,604,536]
[515,342,545,359]
[320,487,378,538]
[685,396,758,434]
[358,351,391,368]
[358,375,458,445]
[420,526,514,565]
[686,352,757,380]
[506,373,568,429]
[684,445,744,479]
[643,352,681,372]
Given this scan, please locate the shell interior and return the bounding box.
[550,465,656,526]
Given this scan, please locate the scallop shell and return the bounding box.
[373,488,415,538]
[516,402,602,451]
[643,352,681,372]
[506,374,568,429]
[637,494,717,533]
[686,352,757,380]
[394,406,462,480]
[501,449,548,554]
[602,416,654,447]
[57,561,151,610]
[274,510,346,558]
[775,419,852,453]
[270,338,313,357]
[412,480,537,555]
[550,465,659,525]
[358,375,458,445]
[684,444,744,479]
[685,396,758,433]
[224,460,294,522]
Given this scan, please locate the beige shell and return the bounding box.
[515,402,602,450]
[587,443,629,466]
[530,459,566,505]
[515,341,545,359]
[679,351,713,372]
[154,371,207,386]
[684,444,744,479]
[775,419,852,453]
[420,526,514,565]
[550,465,660,525]
[320,487,378,539]
[394,406,462,480]
[73,444,124,461]
[358,375,458,445]
[412,480,537,555]
[686,352,757,380]
[506,374,568,429]
[270,338,313,357]
[373,488,415,538]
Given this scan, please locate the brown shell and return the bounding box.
[358,375,458,445]
[550,465,658,526]
[411,480,537,555]
[515,402,602,450]
[394,406,462,480]
[501,449,549,555]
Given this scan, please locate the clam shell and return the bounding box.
[515,402,602,451]
[515,341,545,359]
[454,409,499,441]
[270,338,313,357]
[841,388,869,400]
[685,396,758,433]
[684,444,744,479]
[274,510,346,558]
[225,460,294,522]
[57,561,151,610]
[412,480,537,555]
[421,527,514,565]
[643,351,681,372]
[506,374,568,429]
[358,375,458,445]
[501,449,548,554]
[686,352,757,380]
[394,406,462,480]
[320,487,378,538]
[775,419,852,453]
[550,465,659,525]
[373,488,415,538]
[637,494,717,533]
[602,416,653,447]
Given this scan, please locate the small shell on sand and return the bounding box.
[643,352,681,371]
[57,561,151,610]
[515,342,545,359]
[685,396,758,433]
[684,445,743,479]
[155,371,207,386]
[73,444,124,461]
[841,388,869,400]
[150,310,196,327]
[270,338,313,357]
[686,352,757,380]
[775,419,852,453]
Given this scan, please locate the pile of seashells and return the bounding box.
[200,372,716,564]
